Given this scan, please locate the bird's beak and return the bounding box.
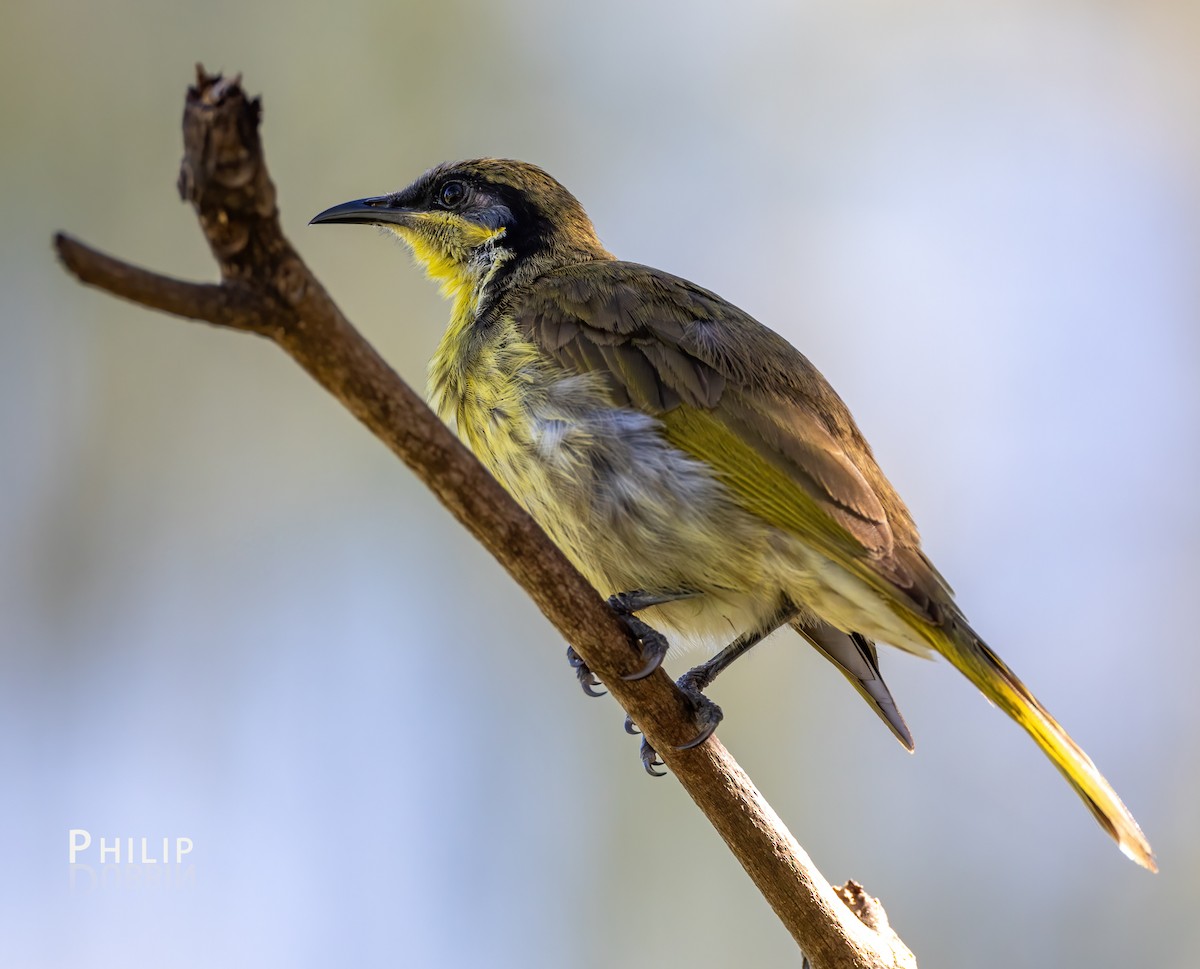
[309,196,419,228]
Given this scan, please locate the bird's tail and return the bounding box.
[793,619,914,751]
[919,619,1156,871]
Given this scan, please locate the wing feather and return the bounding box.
[509,260,950,619]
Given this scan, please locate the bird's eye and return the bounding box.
[437,180,467,209]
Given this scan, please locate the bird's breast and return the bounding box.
[427,320,774,619]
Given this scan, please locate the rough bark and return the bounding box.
[54,65,917,969]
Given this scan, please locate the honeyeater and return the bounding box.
[312,158,1155,871]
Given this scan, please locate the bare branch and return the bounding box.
[54,66,917,969]
[53,233,277,333]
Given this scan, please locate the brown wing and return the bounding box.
[511,260,953,620]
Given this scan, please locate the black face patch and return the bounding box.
[390,160,589,273]
[474,182,555,261]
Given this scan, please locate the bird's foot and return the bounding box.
[674,666,724,749]
[563,593,674,696]
[616,613,671,681]
[627,667,725,776]
[637,737,665,777]
[606,588,695,680]
[566,645,605,698]
[571,589,713,771]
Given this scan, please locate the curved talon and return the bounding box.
[640,740,665,777]
[673,674,724,750]
[580,675,606,698]
[619,616,669,680]
[624,715,641,735]
[675,716,720,751]
[621,650,665,681]
[566,646,606,697]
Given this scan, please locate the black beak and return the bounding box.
[309,196,417,227]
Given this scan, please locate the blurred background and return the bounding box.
[2,0,1197,966]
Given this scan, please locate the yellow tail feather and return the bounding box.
[921,622,1156,871]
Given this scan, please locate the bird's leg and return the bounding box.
[633,602,801,775]
[677,604,801,698]
[565,589,698,697]
[608,589,700,615]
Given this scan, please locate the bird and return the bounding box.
[311,158,1155,871]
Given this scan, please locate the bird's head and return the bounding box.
[311,159,610,301]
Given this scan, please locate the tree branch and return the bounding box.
[54,65,917,969]
[55,234,277,333]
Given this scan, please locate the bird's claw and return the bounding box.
[566,645,606,698]
[604,589,680,679]
[675,691,723,750]
[618,615,670,680]
[566,609,667,692]
[640,739,665,776]
[590,591,717,769]
[564,595,669,695]
[673,666,724,749]
[631,674,725,774]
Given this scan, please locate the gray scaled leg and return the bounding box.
[633,602,801,776]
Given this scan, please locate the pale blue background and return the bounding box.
[1,1,1197,966]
